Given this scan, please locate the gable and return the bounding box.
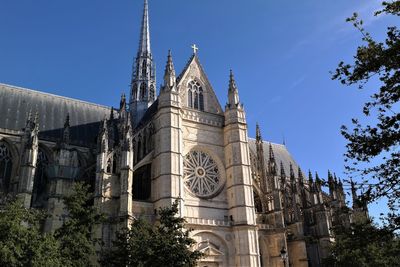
[176,55,223,115]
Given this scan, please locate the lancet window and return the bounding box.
[0,142,13,194]
[140,83,146,100]
[32,148,49,208]
[187,80,204,111]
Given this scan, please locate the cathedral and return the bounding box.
[0,1,367,266]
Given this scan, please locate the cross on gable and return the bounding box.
[191,44,199,54]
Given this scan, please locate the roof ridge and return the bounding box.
[248,137,285,146]
[0,83,111,110]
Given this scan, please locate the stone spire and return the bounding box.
[227,70,240,108]
[129,0,156,126]
[163,50,176,90]
[138,0,150,56]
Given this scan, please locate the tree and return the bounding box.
[0,198,62,267]
[103,200,203,267]
[55,182,103,267]
[332,1,400,228]
[323,219,400,267]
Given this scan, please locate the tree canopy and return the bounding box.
[323,219,400,267]
[0,199,62,267]
[0,182,102,267]
[55,182,103,267]
[332,0,400,228]
[103,200,203,267]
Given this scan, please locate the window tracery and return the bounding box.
[187,80,204,111]
[183,150,221,198]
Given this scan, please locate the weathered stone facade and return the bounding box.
[0,1,368,266]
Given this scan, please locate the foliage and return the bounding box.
[323,219,400,267]
[55,182,103,267]
[103,200,203,267]
[332,1,400,228]
[0,198,62,267]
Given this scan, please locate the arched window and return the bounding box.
[140,83,146,100]
[199,88,204,111]
[188,90,193,107]
[142,60,147,76]
[32,148,49,208]
[0,142,13,194]
[132,164,151,201]
[149,85,155,101]
[132,83,138,100]
[187,80,204,111]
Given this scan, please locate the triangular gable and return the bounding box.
[199,244,224,256]
[176,55,223,115]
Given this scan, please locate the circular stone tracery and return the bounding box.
[183,150,221,198]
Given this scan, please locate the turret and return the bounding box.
[223,70,260,266]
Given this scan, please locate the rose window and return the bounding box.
[183,150,221,198]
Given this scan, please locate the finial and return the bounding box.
[256,123,262,142]
[120,93,126,110]
[289,163,295,180]
[280,161,286,178]
[191,44,199,55]
[227,69,240,108]
[298,166,303,180]
[163,49,176,90]
[308,170,313,183]
[62,113,70,145]
[229,69,237,91]
[268,142,275,160]
[64,113,70,128]
[110,107,114,120]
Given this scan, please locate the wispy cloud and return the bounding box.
[288,75,307,91]
[284,1,385,60]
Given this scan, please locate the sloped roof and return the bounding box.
[0,83,111,146]
[248,138,303,178]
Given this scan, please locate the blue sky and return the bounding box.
[0,0,396,219]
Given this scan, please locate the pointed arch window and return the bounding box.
[142,60,147,76]
[187,80,204,111]
[0,142,13,194]
[132,83,138,101]
[32,148,49,208]
[140,83,147,100]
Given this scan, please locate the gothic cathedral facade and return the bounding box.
[0,1,367,266]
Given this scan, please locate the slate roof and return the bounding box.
[248,138,304,178]
[0,83,111,147]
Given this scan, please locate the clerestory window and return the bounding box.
[187,80,204,111]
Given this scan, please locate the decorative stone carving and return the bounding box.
[183,150,221,198]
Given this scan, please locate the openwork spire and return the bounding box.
[129,0,156,125]
[138,0,151,56]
